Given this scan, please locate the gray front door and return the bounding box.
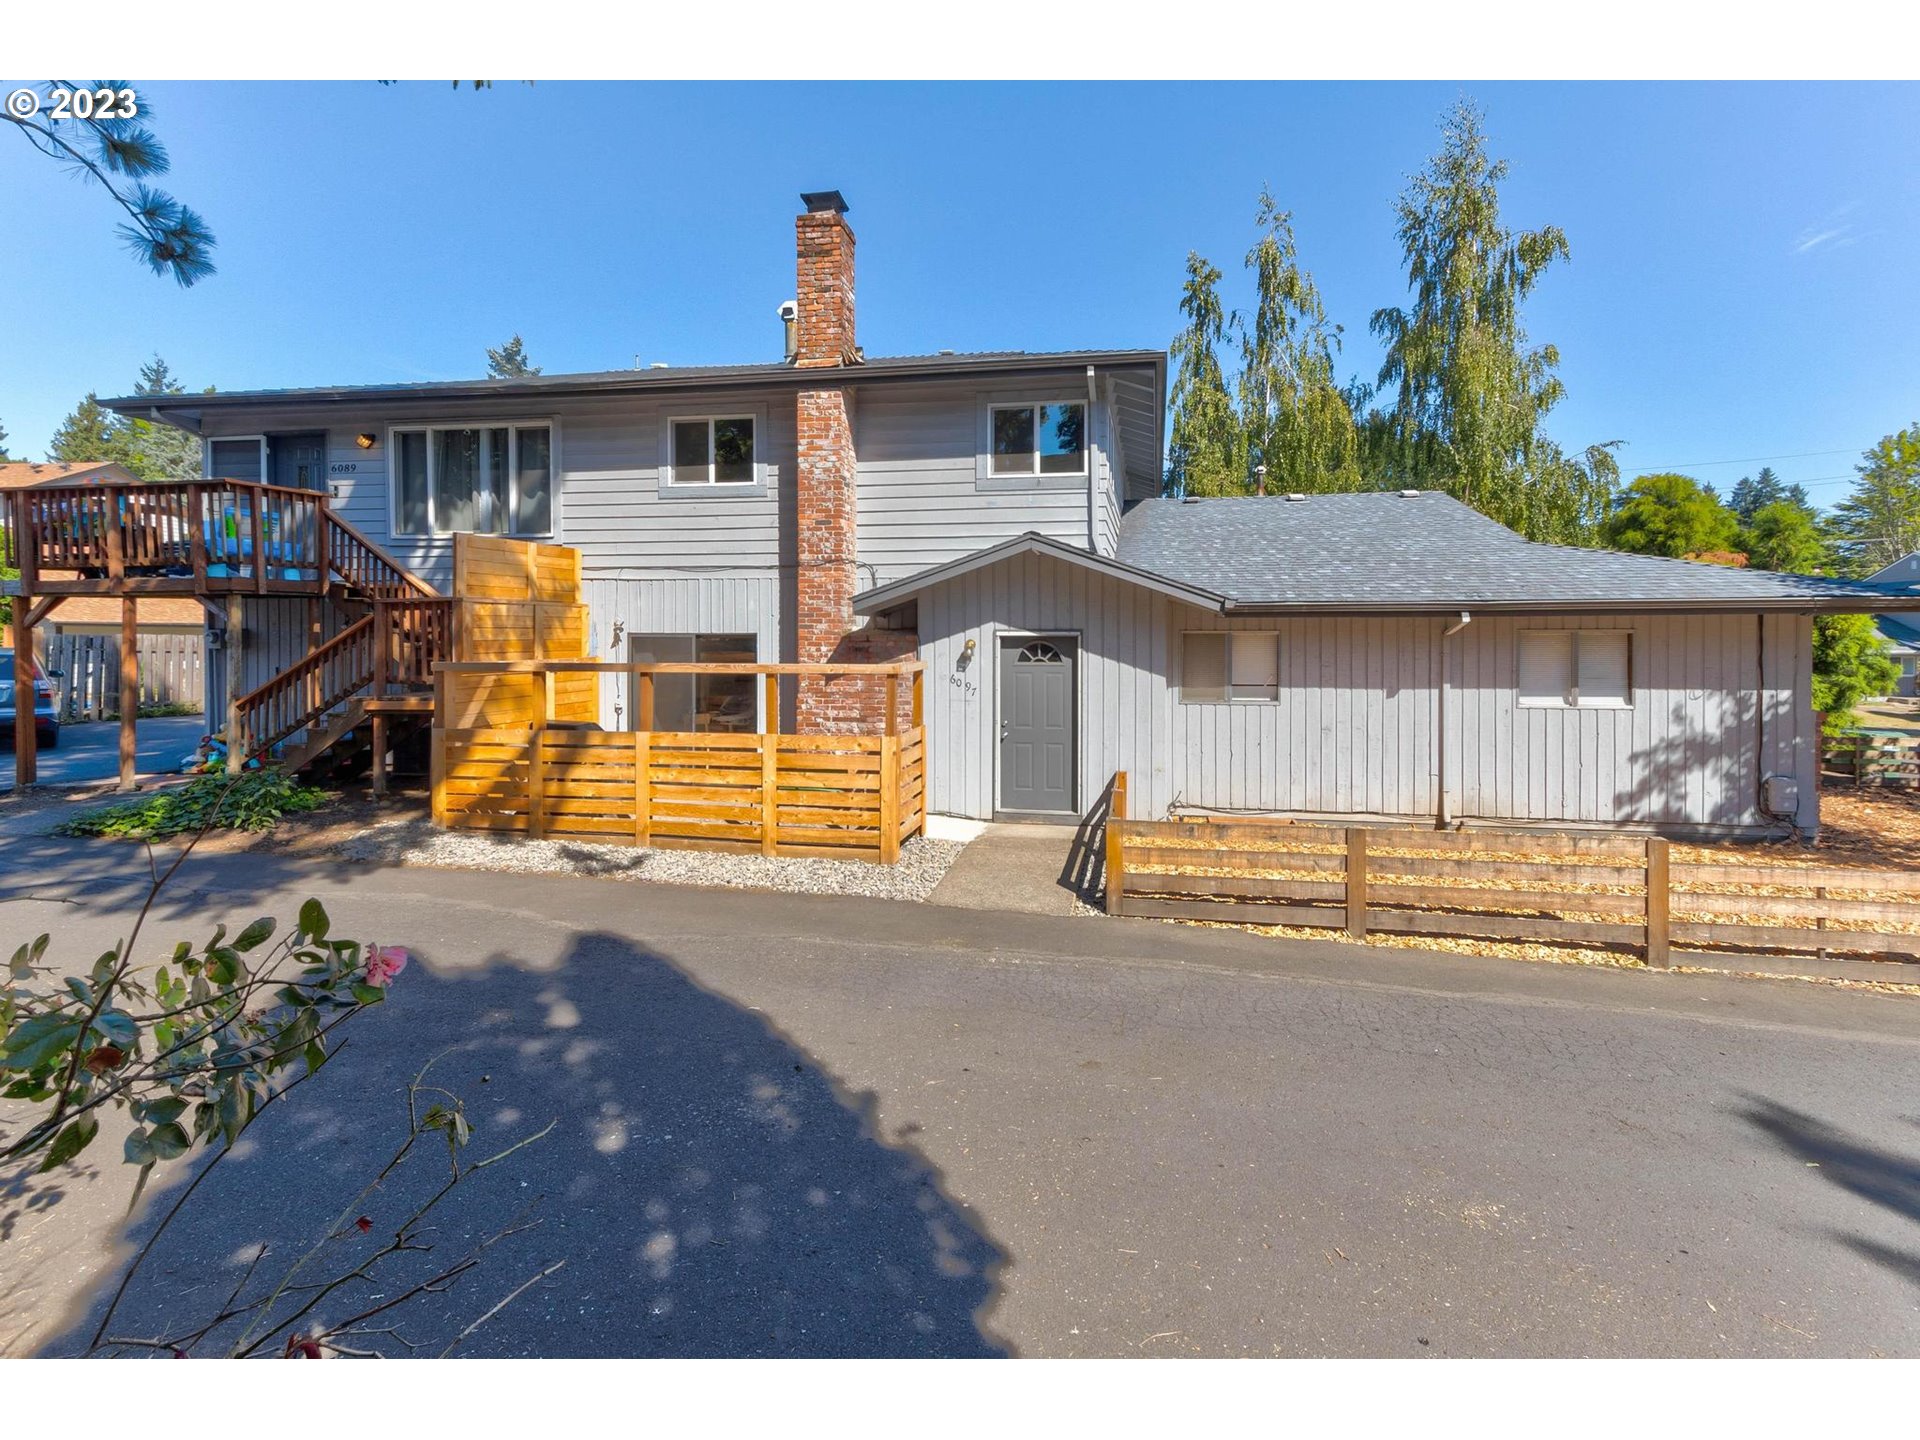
[998,636,1076,815]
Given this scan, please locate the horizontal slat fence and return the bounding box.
[1103,773,1920,968]
[45,631,205,721]
[435,725,926,863]
[1823,733,1920,788]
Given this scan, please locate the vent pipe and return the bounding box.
[779,300,799,363]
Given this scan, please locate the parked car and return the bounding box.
[0,649,60,749]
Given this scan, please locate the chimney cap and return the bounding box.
[800,189,850,215]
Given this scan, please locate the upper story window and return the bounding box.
[1518,630,1632,709]
[392,422,552,537]
[669,416,756,486]
[990,402,1086,477]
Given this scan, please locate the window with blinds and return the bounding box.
[1518,630,1631,708]
[1181,632,1279,703]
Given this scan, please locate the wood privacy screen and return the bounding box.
[433,661,928,864]
[1102,773,1920,967]
[447,533,593,727]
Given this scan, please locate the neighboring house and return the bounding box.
[96,192,1920,838]
[1864,553,1920,697]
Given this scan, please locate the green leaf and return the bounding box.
[90,950,120,986]
[38,1114,98,1171]
[303,1038,327,1075]
[147,1121,191,1160]
[206,950,241,986]
[64,976,94,1005]
[1,1014,82,1072]
[217,1084,248,1145]
[143,1096,188,1125]
[92,1009,138,1048]
[123,1127,155,1166]
[349,983,388,1007]
[298,898,330,943]
[233,917,275,953]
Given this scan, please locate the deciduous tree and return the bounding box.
[1813,613,1899,731]
[1166,252,1244,496]
[1368,99,1613,542]
[1600,473,1740,559]
[1237,192,1360,493]
[1742,500,1830,574]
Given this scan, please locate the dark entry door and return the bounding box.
[271,432,328,491]
[998,635,1076,815]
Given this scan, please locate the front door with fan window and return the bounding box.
[998,635,1077,816]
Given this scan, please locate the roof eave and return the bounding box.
[853,532,1228,616]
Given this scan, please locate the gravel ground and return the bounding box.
[334,812,967,901]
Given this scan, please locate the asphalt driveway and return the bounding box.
[0,714,206,791]
[3,832,1919,1357]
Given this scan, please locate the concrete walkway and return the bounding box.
[925,822,1095,915]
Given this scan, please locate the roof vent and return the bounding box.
[649,362,670,370]
[1182,495,1203,504]
[938,348,955,355]
[1284,493,1308,503]
[1399,489,1421,497]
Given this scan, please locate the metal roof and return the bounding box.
[855,491,1920,616]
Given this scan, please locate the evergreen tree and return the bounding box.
[0,418,11,461]
[129,354,203,479]
[1237,192,1361,493]
[1600,473,1740,559]
[1729,466,1787,523]
[47,394,128,465]
[3,83,214,285]
[1831,423,1920,575]
[1369,98,1612,542]
[486,334,541,378]
[1165,252,1244,496]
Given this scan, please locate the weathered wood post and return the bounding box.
[1104,771,1129,915]
[118,596,139,790]
[1346,827,1369,939]
[1645,836,1671,968]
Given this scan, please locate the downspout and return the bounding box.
[1086,365,1099,554]
[1438,611,1472,827]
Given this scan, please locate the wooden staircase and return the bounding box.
[227,513,453,775]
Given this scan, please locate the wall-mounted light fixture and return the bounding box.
[355,432,378,450]
[958,636,977,670]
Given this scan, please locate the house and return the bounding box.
[81,191,1920,838]
[1862,553,1920,697]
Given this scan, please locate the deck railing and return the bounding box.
[431,660,928,863]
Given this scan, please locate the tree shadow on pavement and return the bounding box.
[1737,1095,1920,1288]
[44,929,1010,1357]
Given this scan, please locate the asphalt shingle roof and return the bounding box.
[1112,491,1920,612]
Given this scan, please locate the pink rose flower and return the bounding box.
[363,945,410,988]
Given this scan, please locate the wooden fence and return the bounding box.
[44,631,204,722]
[1102,772,1920,968]
[432,660,927,863]
[1823,733,1920,788]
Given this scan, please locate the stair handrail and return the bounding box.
[232,613,376,759]
[323,510,440,599]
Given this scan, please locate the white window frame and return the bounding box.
[1179,630,1281,704]
[204,435,268,483]
[664,414,759,489]
[985,400,1090,480]
[386,419,556,539]
[1517,629,1635,710]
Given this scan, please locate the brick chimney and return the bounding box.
[794,190,857,368]
[790,192,916,732]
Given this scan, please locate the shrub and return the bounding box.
[58,769,329,839]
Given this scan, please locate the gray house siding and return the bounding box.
[853,383,1117,587]
[581,574,783,729]
[911,549,1821,834]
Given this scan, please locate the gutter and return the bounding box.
[1437,611,1473,827]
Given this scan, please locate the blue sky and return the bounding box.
[2,80,1916,508]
